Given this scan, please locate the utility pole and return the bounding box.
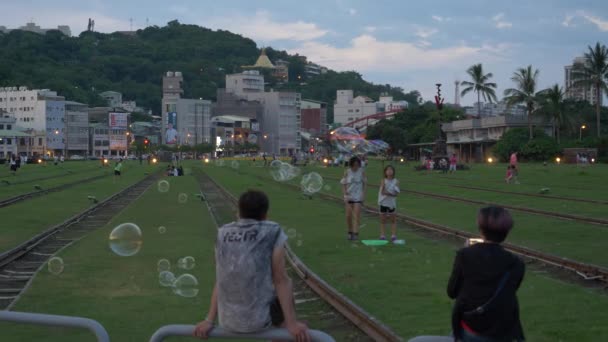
[433,83,447,158]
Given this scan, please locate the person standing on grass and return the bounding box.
[449,153,458,173]
[448,206,525,342]
[341,156,366,241]
[113,158,123,182]
[505,165,514,184]
[194,190,310,342]
[378,165,400,242]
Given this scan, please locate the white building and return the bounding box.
[225,70,265,98]
[333,90,384,126]
[65,101,90,155]
[161,71,213,146]
[100,91,123,108]
[257,91,301,155]
[464,101,526,117]
[378,93,409,112]
[0,22,71,36]
[0,86,65,156]
[564,56,603,106]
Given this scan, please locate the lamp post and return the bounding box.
[579,124,586,141]
[263,133,274,155]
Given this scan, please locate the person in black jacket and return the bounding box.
[448,206,525,342]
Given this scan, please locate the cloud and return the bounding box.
[288,34,509,73]
[206,10,328,42]
[492,13,512,29]
[414,27,438,39]
[579,12,608,31]
[363,26,377,33]
[348,8,357,16]
[431,15,451,22]
[562,15,575,27]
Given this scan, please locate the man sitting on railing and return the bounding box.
[194,190,310,342]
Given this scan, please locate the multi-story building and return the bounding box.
[0,22,71,36]
[161,71,212,145]
[257,91,301,155]
[464,101,526,117]
[0,86,65,156]
[87,107,129,157]
[89,123,110,157]
[225,70,265,99]
[65,101,90,156]
[273,59,289,82]
[378,94,409,112]
[564,56,603,106]
[441,115,553,162]
[100,91,123,108]
[333,90,384,126]
[213,89,264,146]
[300,99,327,136]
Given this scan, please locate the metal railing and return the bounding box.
[0,310,110,342]
[150,325,336,342]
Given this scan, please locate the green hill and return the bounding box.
[0,20,419,122]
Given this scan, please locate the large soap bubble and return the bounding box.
[300,172,324,194]
[178,193,188,204]
[47,257,64,275]
[215,159,225,167]
[231,160,240,170]
[177,256,196,270]
[157,259,171,272]
[159,271,176,287]
[172,273,199,297]
[108,223,142,257]
[330,127,389,155]
[270,161,300,182]
[157,180,170,193]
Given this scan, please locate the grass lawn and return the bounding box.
[0,163,158,252]
[202,164,608,341]
[237,162,608,268]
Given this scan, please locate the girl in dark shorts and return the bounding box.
[341,156,366,241]
[378,165,400,242]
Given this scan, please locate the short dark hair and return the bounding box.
[349,156,361,168]
[238,190,269,221]
[477,206,513,243]
[383,165,395,178]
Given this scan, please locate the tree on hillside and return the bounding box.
[571,42,608,138]
[460,64,498,116]
[538,84,569,144]
[504,65,541,140]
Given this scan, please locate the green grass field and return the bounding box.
[1,160,607,341]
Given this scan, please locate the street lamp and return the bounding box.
[579,124,586,141]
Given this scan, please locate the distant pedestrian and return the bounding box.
[9,155,17,173]
[378,165,400,242]
[60,155,64,163]
[449,153,458,173]
[139,155,143,165]
[439,158,448,174]
[114,159,123,182]
[505,166,514,184]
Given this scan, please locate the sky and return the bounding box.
[1,0,608,105]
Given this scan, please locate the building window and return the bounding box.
[39,138,43,145]
[347,109,353,113]
[6,138,11,145]
[20,138,25,146]
[6,125,11,130]
[0,124,3,129]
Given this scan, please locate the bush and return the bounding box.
[521,136,560,161]
[494,128,529,162]
[494,128,560,162]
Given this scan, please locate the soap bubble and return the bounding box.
[157,180,170,193]
[172,273,199,297]
[231,160,240,170]
[296,240,303,247]
[287,228,297,239]
[300,172,323,194]
[323,185,331,191]
[157,259,171,272]
[108,223,142,257]
[270,161,300,182]
[159,271,176,287]
[178,256,195,270]
[47,257,64,275]
[158,226,166,234]
[178,193,188,204]
[215,159,225,167]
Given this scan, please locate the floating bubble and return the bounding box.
[158,226,166,234]
[178,256,195,270]
[287,228,297,239]
[296,240,303,247]
[108,223,142,257]
[47,257,64,275]
[231,160,240,170]
[215,159,225,167]
[157,180,170,193]
[270,159,282,168]
[300,172,323,194]
[323,184,331,191]
[159,271,176,287]
[178,193,188,204]
[172,273,199,297]
[270,161,300,182]
[157,259,171,272]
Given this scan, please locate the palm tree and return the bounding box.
[504,65,541,140]
[571,42,608,138]
[538,84,567,144]
[460,64,498,117]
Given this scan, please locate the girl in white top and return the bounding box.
[378,165,400,242]
[341,156,366,241]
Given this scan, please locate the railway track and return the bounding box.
[238,170,608,286]
[0,174,157,310]
[197,171,402,342]
[446,184,608,205]
[321,175,608,227]
[0,173,108,209]
[0,166,102,186]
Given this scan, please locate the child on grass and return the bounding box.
[378,165,400,242]
[341,156,366,241]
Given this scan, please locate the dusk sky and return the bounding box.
[1,0,608,104]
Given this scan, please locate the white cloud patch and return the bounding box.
[205,10,328,42]
[562,15,575,27]
[579,12,608,31]
[414,27,438,39]
[492,13,512,29]
[364,26,377,33]
[431,15,451,22]
[288,34,508,73]
[348,8,357,16]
